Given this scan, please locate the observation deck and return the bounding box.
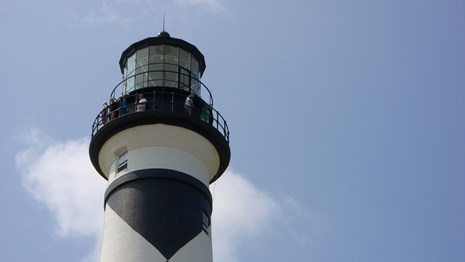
[89,67,230,183]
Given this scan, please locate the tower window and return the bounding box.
[202,211,210,234]
[117,151,128,173]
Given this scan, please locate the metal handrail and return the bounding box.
[91,90,229,143]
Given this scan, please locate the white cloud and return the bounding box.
[211,171,279,262]
[15,130,106,239]
[211,172,325,261]
[15,129,315,261]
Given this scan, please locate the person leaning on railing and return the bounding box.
[120,94,129,115]
[100,101,108,125]
[136,94,147,112]
[200,104,211,123]
[109,97,120,120]
[184,93,195,115]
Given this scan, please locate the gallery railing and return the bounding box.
[91,90,229,143]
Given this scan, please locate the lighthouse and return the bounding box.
[89,31,230,262]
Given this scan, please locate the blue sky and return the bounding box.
[1,0,465,261]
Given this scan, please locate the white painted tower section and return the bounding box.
[98,125,220,184]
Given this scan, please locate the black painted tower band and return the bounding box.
[105,169,212,260]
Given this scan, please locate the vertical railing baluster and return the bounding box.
[135,93,138,112]
[171,92,174,112]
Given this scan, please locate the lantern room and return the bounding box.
[118,31,206,96]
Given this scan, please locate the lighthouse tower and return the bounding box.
[89,31,230,262]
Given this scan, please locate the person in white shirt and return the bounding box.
[136,94,147,112]
[184,93,195,115]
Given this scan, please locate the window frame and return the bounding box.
[116,150,128,173]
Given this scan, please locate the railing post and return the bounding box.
[171,92,174,112]
[135,93,138,112]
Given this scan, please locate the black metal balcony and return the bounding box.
[91,68,229,143]
[92,90,229,142]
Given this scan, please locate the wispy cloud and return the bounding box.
[211,171,279,262]
[15,129,315,261]
[15,130,106,239]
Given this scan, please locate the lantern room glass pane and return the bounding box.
[149,45,164,64]
[136,48,149,73]
[135,48,149,88]
[191,56,199,78]
[191,56,200,94]
[179,48,190,70]
[164,45,178,65]
[135,73,146,89]
[179,67,190,92]
[148,63,163,87]
[127,54,136,75]
[125,54,136,93]
[164,63,178,87]
[191,78,200,95]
